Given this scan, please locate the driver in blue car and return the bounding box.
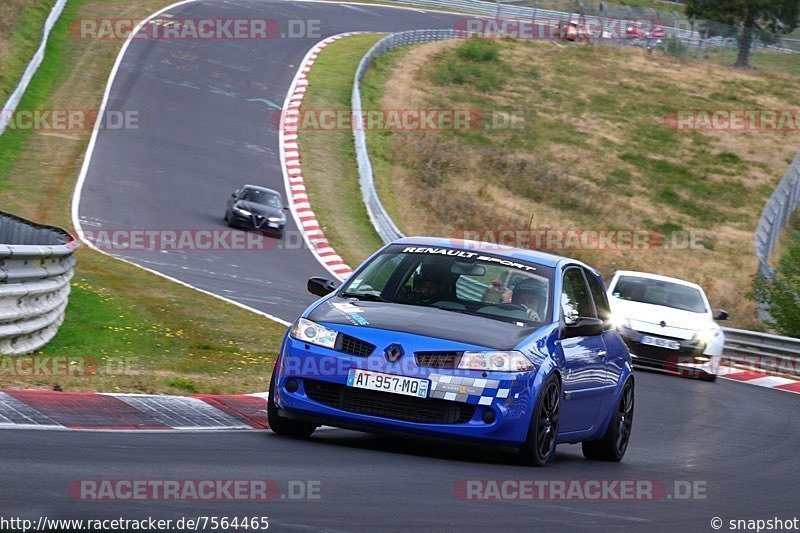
[511,278,545,321]
[402,263,452,305]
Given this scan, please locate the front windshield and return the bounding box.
[611,275,707,313]
[241,188,282,208]
[340,245,553,326]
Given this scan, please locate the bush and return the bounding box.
[433,39,505,91]
[752,218,800,338]
[456,38,500,62]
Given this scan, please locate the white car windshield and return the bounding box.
[611,276,707,313]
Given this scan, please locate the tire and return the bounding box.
[519,374,561,467]
[582,378,634,462]
[224,210,229,222]
[697,372,717,382]
[267,372,315,439]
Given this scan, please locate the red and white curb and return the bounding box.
[718,365,800,394]
[279,33,375,282]
[0,390,270,430]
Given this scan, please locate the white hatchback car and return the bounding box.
[606,270,728,381]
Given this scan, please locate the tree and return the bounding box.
[752,220,800,338]
[685,0,800,67]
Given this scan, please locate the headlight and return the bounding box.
[458,351,535,372]
[267,216,284,223]
[611,312,631,330]
[695,327,719,345]
[289,318,338,349]
[234,207,252,216]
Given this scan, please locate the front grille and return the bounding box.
[415,351,462,369]
[304,380,476,424]
[336,334,375,357]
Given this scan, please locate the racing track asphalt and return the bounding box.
[75,0,465,322]
[2,371,798,531]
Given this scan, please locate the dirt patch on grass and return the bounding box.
[373,39,800,328]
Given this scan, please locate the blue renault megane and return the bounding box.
[268,237,634,466]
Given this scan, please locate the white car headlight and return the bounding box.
[458,351,535,372]
[290,318,338,349]
[696,327,719,345]
[234,207,252,216]
[267,216,284,223]
[611,312,631,330]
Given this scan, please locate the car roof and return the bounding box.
[612,270,704,291]
[241,184,281,196]
[392,236,591,271]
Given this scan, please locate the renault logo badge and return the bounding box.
[384,343,404,363]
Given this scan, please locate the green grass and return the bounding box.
[297,34,385,267]
[0,0,58,103]
[0,0,84,187]
[360,46,413,237]
[700,48,800,78]
[1,251,286,394]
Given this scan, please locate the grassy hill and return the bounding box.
[362,38,800,328]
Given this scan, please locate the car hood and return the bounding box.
[610,297,715,340]
[235,201,283,218]
[307,297,537,351]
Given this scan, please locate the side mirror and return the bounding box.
[308,277,337,297]
[231,190,238,198]
[713,309,729,321]
[283,206,290,211]
[561,317,604,339]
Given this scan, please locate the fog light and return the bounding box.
[481,409,496,424]
[285,379,298,393]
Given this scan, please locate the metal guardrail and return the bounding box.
[0,0,69,136]
[722,327,800,377]
[0,212,76,355]
[353,29,468,244]
[755,152,800,279]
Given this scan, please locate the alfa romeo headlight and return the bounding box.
[458,351,535,372]
[234,207,252,216]
[290,318,338,349]
[268,216,284,223]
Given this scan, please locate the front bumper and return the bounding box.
[273,335,540,446]
[618,329,719,377]
[230,211,284,233]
